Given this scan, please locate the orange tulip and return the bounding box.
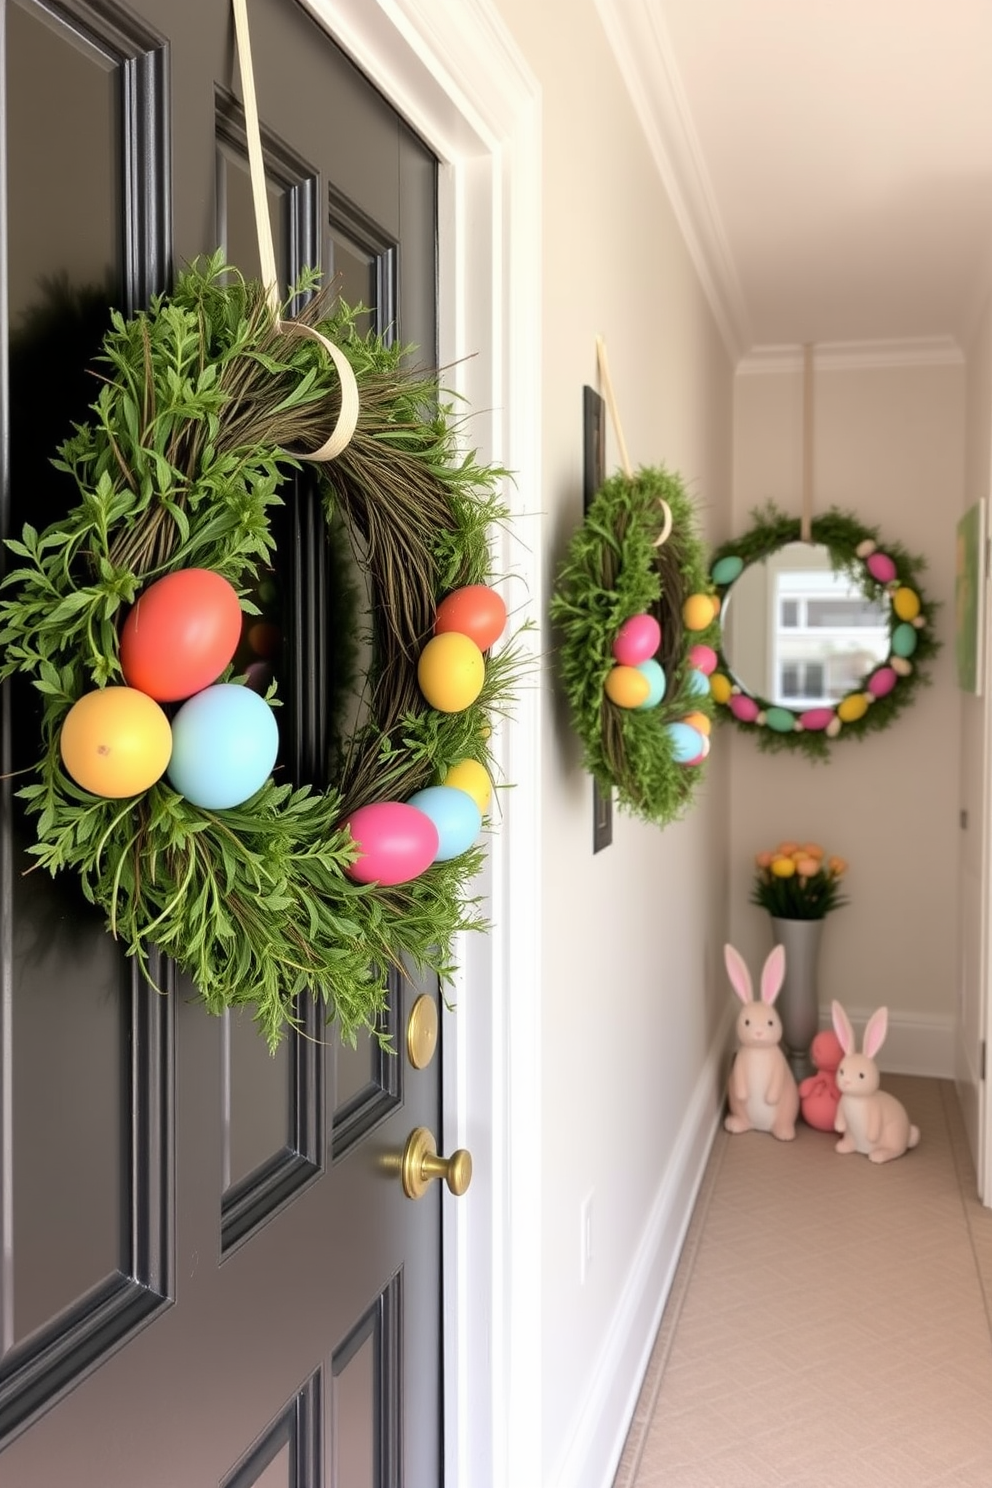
[795,856,820,877]
[755,851,774,868]
[802,842,824,860]
[828,855,848,876]
[777,840,800,856]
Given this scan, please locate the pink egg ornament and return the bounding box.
[688,644,717,676]
[866,552,897,584]
[343,801,439,886]
[612,613,661,667]
[867,666,898,699]
[799,708,835,731]
[729,694,760,723]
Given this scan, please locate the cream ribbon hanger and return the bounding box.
[232,0,359,461]
[595,335,672,546]
[801,343,814,542]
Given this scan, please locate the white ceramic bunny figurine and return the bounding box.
[724,943,799,1141]
[831,1001,921,1163]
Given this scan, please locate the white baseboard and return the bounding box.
[548,1019,730,1488]
[818,1007,955,1079]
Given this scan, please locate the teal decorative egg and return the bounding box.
[711,554,744,586]
[406,785,482,861]
[634,658,666,710]
[686,667,711,698]
[765,707,797,733]
[891,623,918,658]
[665,722,704,762]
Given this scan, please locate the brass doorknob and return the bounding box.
[401,1126,473,1200]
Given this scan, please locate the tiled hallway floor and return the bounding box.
[613,1078,992,1488]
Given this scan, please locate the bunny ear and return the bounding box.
[832,1000,855,1055]
[760,944,786,1004]
[724,944,753,1005]
[863,1007,889,1060]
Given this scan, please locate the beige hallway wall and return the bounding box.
[731,359,965,1069]
[490,1,734,1482]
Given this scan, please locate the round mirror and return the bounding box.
[721,542,891,708]
[707,509,938,757]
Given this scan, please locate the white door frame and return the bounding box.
[305,5,544,1484]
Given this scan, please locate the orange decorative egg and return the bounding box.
[434,585,507,652]
[682,710,712,736]
[120,568,243,702]
[60,687,172,798]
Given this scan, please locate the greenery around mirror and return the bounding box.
[707,504,939,760]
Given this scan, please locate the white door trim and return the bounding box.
[303,5,544,1483]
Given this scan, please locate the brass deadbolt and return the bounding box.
[406,994,439,1069]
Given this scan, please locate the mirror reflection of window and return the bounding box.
[722,542,890,708]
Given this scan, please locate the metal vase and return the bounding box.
[770,916,824,1082]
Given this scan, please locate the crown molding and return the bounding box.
[593,0,750,365]
[737,336,965,376]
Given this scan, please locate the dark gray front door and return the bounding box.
[0,1,443,1482]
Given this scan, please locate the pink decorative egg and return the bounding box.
[867,666,897,699]
[800,708,835,731]
[343,801,439,886]
[688,644,717,676]
[866,552,897,584]
[729,694,760,723]
[612,613,661,666]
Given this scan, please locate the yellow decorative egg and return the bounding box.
[682,593,716,631]
[682,710,712,736]
[709,672,733,705]
[417,633,485,712]
[837,692,869,723]
[444,758,492,813]
[605,666,651,708]
[892,586,921,621]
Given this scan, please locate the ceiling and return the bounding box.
[598,0,992,364]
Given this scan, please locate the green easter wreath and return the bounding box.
[708,504,940,760]
[550,466,717,825]
[0,253,523,1049]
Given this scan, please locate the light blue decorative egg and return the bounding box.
[167,683,279,808]
[665,722,704,763]
[891,623,918,658]
[406,785,482,861]
[634,658,667,710]
[686,667,711,697]
[711,554,744,586]
[765,707,797,733]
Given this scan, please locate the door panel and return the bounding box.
[0,0,443,1480]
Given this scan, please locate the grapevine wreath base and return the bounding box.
[0,254,524,1049]
[551,466,718,827]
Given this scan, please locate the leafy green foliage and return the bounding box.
[708,504,941,760]
[550,466,717,824]
[0,253,520,1049]
[751,855,849,921]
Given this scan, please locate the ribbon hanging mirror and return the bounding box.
[707,346,939,759]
